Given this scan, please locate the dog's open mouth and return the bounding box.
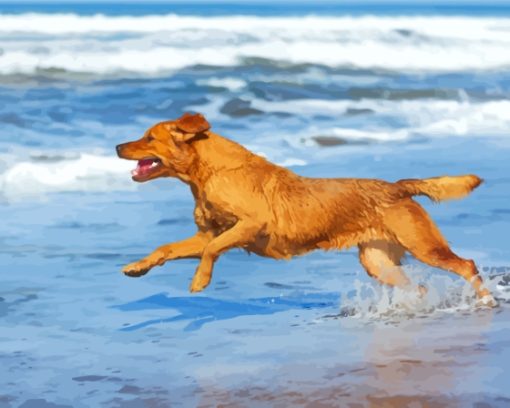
[131,158,162,181]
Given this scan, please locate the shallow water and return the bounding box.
[1,4,510,408]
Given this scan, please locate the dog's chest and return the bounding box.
[193,199,237,234]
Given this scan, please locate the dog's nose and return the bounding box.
[116,144,124,157]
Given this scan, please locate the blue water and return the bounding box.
[1,3,510,408]
[2,2,510,17]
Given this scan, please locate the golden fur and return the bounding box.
[116,113,496,306]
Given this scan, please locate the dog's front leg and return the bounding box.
[189,220,259,292]
[122,231,212,277]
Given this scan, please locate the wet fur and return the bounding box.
[116,113,495,305]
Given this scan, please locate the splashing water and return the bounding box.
[337,267,508,322]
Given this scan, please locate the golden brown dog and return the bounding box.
[116,112,496,307]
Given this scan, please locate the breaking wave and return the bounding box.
[1,14,510,75]
[0,152,135,201]
[266,99,510,144]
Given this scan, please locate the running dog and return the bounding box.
[116,113,496,307]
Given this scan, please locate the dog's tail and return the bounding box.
[396,175,483,202]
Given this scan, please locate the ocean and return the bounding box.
[1,2,510,407]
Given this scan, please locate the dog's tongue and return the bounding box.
[131,159,158,177]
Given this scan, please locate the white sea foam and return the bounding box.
[1,14,510,74]
[196,78,247,91]
[0,153,135,201]
[251,99,510,144]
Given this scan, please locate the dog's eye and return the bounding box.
[146,135,154,142]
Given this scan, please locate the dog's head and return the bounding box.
[116,112,210,182]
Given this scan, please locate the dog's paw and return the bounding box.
[475,294,499,309]
[189,274,211,293]
[122,260,152,277]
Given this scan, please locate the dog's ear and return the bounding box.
[174,113,210,142]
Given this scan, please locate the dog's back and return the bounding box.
[193,132,481,257]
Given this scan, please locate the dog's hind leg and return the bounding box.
[358,240,415,289]
[383,199,497,307]
[122,231,212,277]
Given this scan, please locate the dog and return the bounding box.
[116,112,497,307]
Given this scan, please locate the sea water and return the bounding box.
[0,3,510,407]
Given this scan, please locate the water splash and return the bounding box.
[337,268,509,322]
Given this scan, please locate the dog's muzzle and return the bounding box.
[116,143,127,158]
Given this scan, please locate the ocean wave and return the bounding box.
[248,99,510,144]
[1,14,510,75]
[0,153,135,201]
